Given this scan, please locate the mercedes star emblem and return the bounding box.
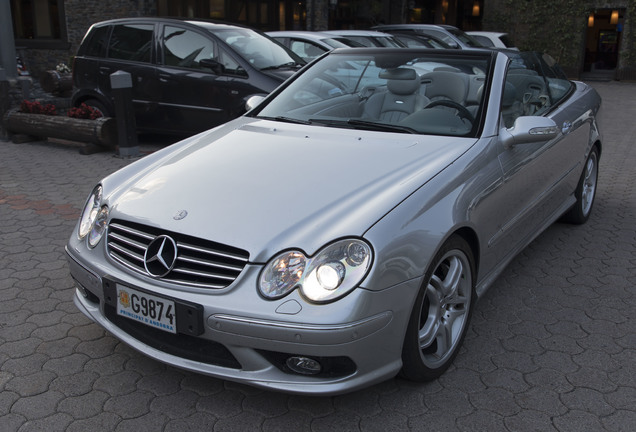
[144,235,178,277]
[173,210,188,220]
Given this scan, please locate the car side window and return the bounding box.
[162,26,216,69]
[83,25,110,57]
[502,52,574,128]
[108,24,153,62]
[218,49,247,77]
[290,40,327,62]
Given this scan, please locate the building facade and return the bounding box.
[7,0,636,80]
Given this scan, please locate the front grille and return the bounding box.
[107,219,249,289]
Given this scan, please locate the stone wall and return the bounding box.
[482,0,635,80]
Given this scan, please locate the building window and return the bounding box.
[11,0,68,48]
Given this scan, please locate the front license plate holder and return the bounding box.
[103,278,204,336]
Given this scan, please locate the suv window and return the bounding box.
[83,25,110,57]
[108,24,153,62]
[163,26,216,69]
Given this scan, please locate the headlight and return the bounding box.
[259,239,373,303]
[78,185,109,248]
[88,206,109,248]
[78,185,102,239]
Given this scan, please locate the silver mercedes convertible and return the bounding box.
[66,48,602,395]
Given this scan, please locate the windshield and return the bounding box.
[211,27,301,69]
[253,50,492,137]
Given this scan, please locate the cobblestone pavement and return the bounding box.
[1,82,635,432]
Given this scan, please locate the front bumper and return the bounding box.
[66,245,421,395]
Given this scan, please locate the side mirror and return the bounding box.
[500,116,559,148]
[200,58,225,75]
[245,95,266,112]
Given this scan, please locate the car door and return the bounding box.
[154,24,241,135]
[491,54,587,254]
[100,22,158,128]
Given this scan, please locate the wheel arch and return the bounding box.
[450,226,480,281]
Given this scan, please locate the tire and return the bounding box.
[561,147,599,225]
[401,235,475,381]
[83,99,112,118]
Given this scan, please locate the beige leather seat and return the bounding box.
[363,68,428,122]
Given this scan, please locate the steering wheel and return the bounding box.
[426,99,475,124]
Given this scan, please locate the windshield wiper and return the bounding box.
[258,116,312,125]
[307,118,417,134]
[309,119,419,134]
[260,62,303,71]
[347,119,417,134]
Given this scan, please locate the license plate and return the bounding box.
[116,285,176,334]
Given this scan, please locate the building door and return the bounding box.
[583,9,624,79]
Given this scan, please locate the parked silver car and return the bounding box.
[468,31,518,50]
[267,31,355,62]
[67,48,602,395]
[373,24,484,49]
[322,30,405,48]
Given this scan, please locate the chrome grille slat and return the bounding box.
[177,255,244,272]
[108,232,148,252]
[109,242,145,263]
[107,219,249,289]
[177,242,249,263]
[109,222,155,241]
[171,267,236,281]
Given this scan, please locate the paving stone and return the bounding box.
[553,409,604,432]
[65,412,122,432]
[197,391,245,418]
[468,387,521,416]
[57,391,110,419]
[114,412,169,432]
[11,390,65,419]
[212,411,266,432]
[0,413,26,432]
[93,370,142,396]
[136,369,183,396]
[49,370,98,397]
[149,390,200,419]
[358,412,409,432]
[5,371,56,397]
[164,412,218,432]
[242,391,291,418]
[261,410,313,432]
[103,391,153,419]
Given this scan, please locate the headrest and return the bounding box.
[421,71,467,103]
[380,68,419,95]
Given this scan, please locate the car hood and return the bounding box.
[108,118,476,262]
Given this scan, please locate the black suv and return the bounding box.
[72,18,304,136]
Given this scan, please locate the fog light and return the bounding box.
[286,356,322,375]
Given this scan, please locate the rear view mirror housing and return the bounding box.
[501,116,559,148]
